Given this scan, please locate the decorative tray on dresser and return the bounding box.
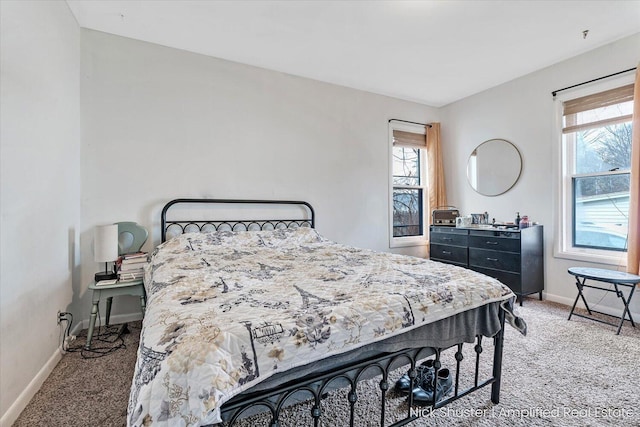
[430,225,544,305]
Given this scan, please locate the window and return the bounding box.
[557,81,633,262]
[389,121,428,247]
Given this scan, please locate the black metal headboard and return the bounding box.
[160,198,315,242]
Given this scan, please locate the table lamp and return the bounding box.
[94,224,118,281]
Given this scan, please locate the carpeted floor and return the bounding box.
[14,299,640,426]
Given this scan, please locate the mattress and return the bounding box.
[127,227,514,426]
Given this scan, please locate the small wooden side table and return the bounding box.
[568,267,640,335]
[85,279,146,349]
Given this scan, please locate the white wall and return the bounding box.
[0,1,81,424]
[79,29,439,322]
[441,33,640,317]
[2,12,636,422]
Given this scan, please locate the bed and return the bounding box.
[127,199,524,427]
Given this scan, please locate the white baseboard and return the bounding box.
[0,348,62,427]
[0,311,144,426]
[541,292,576,307]
[542,292,640,323]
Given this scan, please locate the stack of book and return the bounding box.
[117,252,148,283]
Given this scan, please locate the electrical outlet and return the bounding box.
[57,311,68,325]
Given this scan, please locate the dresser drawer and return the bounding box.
[469,248,520,273]
[430,244,467,266]
[471,266,522,293]
[468,235,520,252]
[469,229,520,239]
[430,231,468,246]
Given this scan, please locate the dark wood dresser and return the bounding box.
[429,225,544,305]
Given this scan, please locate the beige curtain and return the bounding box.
[628,68,640,275]
[427,122,447,224]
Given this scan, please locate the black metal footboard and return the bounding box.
[219,308,506,427]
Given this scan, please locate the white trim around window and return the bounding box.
[553,74,633,267]
[389,120,428,248]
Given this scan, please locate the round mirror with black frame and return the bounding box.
[466,139,522,196]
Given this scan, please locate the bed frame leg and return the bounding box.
[491,307,506,404]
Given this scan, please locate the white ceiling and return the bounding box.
[66,0,640,107]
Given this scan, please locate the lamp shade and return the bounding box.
[94,224,118,262]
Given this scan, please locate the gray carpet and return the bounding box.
[14,299,640,426]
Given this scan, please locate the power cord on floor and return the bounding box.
[58,309,137,359]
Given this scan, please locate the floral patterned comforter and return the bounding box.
[128,228,514,426]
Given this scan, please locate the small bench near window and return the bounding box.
[567,267,640,335]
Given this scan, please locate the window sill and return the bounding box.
[390,238,428,249]
[554,247,627,267]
